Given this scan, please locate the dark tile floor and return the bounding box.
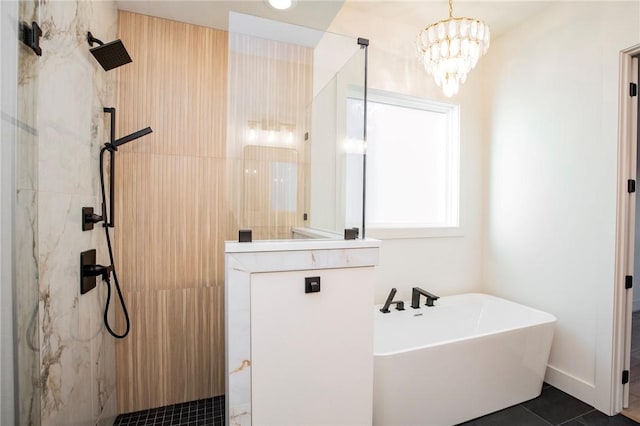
[113,396,224,426]
[113,384,639,425]
[625,311,640,420]
[460,383,639,425]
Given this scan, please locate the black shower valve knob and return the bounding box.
[82,207,104,231]
[83,263,113,280]
[86,212,103,223]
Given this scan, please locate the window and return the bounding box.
[346,90,460,238]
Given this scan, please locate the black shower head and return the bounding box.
[88,32,132,71]
[113,127,153,148]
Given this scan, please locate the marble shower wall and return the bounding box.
[17,0,120,424]
[16,2,41,424]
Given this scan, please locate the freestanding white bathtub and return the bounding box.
[373,293,556,426]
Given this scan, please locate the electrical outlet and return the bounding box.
[305,276,321,293]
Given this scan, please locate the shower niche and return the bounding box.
[226,12,367,241]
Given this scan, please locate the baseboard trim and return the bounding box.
[545,364,597,408]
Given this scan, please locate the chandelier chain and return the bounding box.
[448,0,453,18]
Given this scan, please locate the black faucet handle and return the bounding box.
[380,300,405,313]
[381,288,401,313]
[425,295,439,307]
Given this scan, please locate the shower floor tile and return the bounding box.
[114,386,637,425]
[113,395,224,426]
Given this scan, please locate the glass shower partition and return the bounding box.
[226,13,366,241]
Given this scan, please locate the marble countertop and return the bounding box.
[225,238,381,253]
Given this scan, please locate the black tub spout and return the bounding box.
[411,287,439,308]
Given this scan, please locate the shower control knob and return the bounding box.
[82,207,104,231]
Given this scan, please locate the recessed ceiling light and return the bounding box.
[267,0,296,10]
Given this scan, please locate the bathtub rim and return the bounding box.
[374,292,557,357]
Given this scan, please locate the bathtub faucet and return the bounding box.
[380,288,405,313]
[411,287,439,308]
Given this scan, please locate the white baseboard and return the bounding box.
[544,364,598,410]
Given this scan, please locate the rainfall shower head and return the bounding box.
[88,32,132,71]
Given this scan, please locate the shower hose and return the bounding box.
[98,145,131,339]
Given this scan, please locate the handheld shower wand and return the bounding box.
[97,107,153,339]
[102,107,152,228]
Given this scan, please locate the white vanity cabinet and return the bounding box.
[225,239,380,426]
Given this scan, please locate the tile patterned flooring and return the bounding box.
[114,384,639,425]
[622,310,640,422]
[115,334,640,426]
[461,383,638,425]
[113,396,224,426]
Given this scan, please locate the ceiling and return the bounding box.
[328,1,554,55]
[115,0,552,36]
[115,0,554,54]
[115,0,345,32]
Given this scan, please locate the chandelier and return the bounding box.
[416,0,490,97]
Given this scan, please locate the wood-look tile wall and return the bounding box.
[114,11,313,414]
[114,11,228,413]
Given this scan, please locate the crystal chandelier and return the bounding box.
[416,0,490,97]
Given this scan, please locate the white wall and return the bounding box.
[310,44,365,234]
[313,31,359,98]
[328,9,487,304]
[309,32,361,235]
[483,2,640,413]
[310,77,339,232]
[330,0,640,412]
[366,49,485,304]
[0,1,18,424]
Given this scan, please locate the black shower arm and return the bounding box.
[87,32,105,47]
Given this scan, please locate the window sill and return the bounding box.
[366,226,463,240]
